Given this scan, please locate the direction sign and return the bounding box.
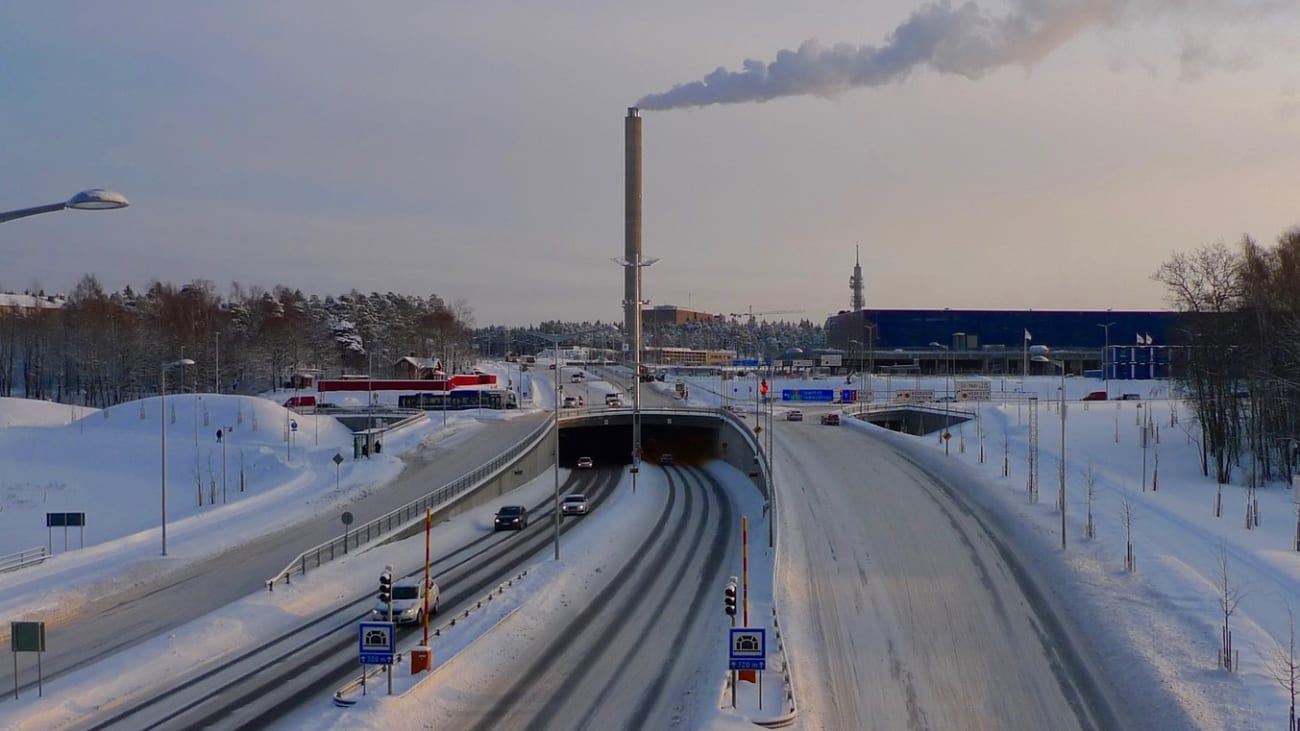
[731,358,760,367]
[359,621,395,665]
[729,627,766,671]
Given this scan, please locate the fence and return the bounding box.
[266,418,552,590]
[0,546,49,573]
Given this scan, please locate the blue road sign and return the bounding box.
[732,358,760,367]
[729,627,766,671]
[781,389,835,402]
[359,621,394,665]
[290,420,299,431]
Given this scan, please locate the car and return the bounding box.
[493,505,528,531]
[1081,390,1108,401]
[660,453,675,466]
[571,373,583,383]
[561,494,589,515]
[726,404,746,415]
[605,393,624,407]
[576,456,594,469]
[785,410,803,422]
[820,413,841,426]
[373,578,440,624]
[562,396,578,408]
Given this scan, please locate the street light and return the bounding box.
[612,255,660,491]
[848,339,861,384]
[160,357,195,556]
[1034,354,1067,549]
[1097,322,1117,398]
[0,188,129,224]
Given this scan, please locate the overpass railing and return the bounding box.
[266,417,553,590]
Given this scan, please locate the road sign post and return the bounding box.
[359,620,395,695]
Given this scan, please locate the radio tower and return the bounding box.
[849,245,865,311]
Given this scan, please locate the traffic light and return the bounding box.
[724,579,738,617]
[759,379,768,395]
[379,569,393,604]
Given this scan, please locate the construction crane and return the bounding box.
[727,306,806,324]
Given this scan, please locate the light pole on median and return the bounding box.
[160,357,195,556]
[612,255,659,491]
[0,188,129,224]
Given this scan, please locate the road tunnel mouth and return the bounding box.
[558,422,718,468]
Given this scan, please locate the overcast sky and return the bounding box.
[2,2,1297,326]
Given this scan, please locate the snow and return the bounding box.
[2,362,1299,729]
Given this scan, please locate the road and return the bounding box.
[0,411,548,699]
[75,466,620,731]
[454,464,738,731]
[773,414,1125,731]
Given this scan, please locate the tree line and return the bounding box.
[1154,227,1300,486]
[0,275,473,406]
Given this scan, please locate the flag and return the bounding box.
[1145,333,1153,345]
[1136,333,1143,344]
[1024,329,1032,342]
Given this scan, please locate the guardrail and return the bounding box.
[266,418,552,590]
[0,546,49,573]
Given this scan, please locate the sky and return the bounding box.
[2,2,1299,325]
[5,365,1300,727]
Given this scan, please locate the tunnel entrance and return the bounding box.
[557,421,719,468]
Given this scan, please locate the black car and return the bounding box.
[494,505,528,531]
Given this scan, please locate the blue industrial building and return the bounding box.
[825,309,1183,379]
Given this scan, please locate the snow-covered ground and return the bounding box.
[4,361,1299,728]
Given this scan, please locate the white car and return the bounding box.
[561,494,589,515]
[373,579,440,624]
[576,456,594,469]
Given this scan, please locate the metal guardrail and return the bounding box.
[0,546,49,573]
[266,418,553,590]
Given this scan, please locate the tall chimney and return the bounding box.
[624,107,642,358]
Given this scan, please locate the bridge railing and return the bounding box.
[266,417,552,590]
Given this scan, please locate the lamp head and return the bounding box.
[66,189,129,211]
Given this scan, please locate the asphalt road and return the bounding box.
[773,417,1122,731]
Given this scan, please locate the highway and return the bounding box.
[0,411,548,700]
[73,467,622,730]
[772,411,1125,730]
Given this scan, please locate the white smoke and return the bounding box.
[635,0,1280,110]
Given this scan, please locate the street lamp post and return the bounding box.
[929,342,951,453]
[1097,322,1117,398]
[160,357,195,556]
[848,339,861,384]
[612,255,659,490]
[0,188,129,224]
[1034,355,1068,549]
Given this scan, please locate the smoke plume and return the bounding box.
[637,0,1136,110]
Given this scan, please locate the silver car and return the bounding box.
[561,494,589,515]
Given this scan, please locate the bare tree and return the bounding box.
[1269,602,1299,731]
[1122,496,1136,573]
[1085,459,1096,540]
[1218,547,1245,671]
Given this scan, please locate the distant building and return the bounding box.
[0,292,64,314]
[643,346,736,367]
[641,305,723,328]
[825,308,1184,379]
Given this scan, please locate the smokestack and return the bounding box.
[624,107,641,359]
